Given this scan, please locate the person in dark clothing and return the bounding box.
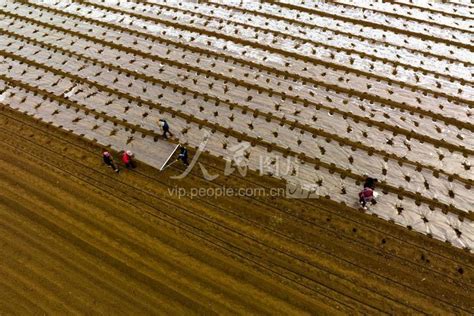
[102,149,119,173]
[364,177,378,189]
[177,146,189,166]
[158,119,173,139]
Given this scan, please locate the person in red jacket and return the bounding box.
[122,150,134,169]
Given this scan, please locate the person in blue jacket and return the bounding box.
[177,146,189,166]
[158,118,173,139]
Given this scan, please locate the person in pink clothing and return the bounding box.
[359,177,378,208]
[359,187,375,208]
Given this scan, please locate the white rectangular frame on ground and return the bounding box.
[160,144,180,171]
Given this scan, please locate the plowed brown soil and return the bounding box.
[1,105,473,314]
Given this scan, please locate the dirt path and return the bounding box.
[0,104,473,313]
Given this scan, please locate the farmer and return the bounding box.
[102,149,119,173]
[177,146,189,166]
[122,150,134,169]
[359,187,376,208]
[359,176,378,208]
[158,118,173,139]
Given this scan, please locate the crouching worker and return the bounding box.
[177,146,189,166]
[102,149,119,173]
[359,187,376,209]
[122,150,135,169]
[359,176,378,209]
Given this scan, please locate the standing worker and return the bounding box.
[102,149,119,173]
[177,146,189,166]
[122,150,135,169]
[158,118,173,139]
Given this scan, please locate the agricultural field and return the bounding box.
[0,0,473,313]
